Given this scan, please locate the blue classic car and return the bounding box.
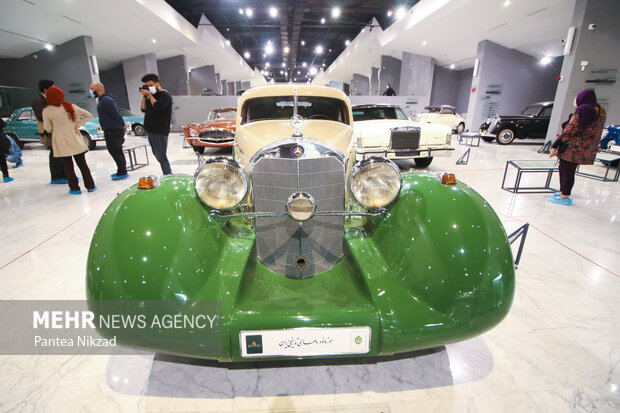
[3,107,104,150]
[119,109,146,136]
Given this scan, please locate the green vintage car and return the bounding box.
[3,106,104,149]
[87,85,514,361]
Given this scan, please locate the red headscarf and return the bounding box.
[45,86,75,122]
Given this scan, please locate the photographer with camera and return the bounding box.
[139,74,172,175]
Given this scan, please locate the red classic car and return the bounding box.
[184,107,236,153]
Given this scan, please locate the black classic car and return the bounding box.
[479,101,553,144]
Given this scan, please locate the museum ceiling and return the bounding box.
[164,0,419,82]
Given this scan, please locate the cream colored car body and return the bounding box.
[353,108,453,162]
[235,85,354,172]
[416,105,465,132]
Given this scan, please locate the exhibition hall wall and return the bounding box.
[189,65,220,95]
[379,55,402,95]
[547,0,620,141]
[466,40,562,131]
[351,74,370,96]
[430,67,474,115]
[157,55,189,96]
[0,36,99,114]
[399,52,435,110]
[99,65,130,110]
[121,53,158,115]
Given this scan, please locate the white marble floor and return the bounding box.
[0,134,618,412]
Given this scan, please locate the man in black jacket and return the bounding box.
[382,83,396,96]
[139,73,172,175]
[32,79,67,184]
[90,82,128,180]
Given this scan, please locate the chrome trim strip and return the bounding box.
[209,208,386,219]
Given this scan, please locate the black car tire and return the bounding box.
[481,136,495,143]
[132,124,146,136]
[496,129,515,145]
[414,157,433,168]
[193,146,205,154]
[81,131,96,150]
[5,132,24,149]
[456,123,465,134]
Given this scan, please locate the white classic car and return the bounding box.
[353,104,453,167]
[415,105,466,134]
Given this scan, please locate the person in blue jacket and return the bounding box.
[0,117,22,182]
[90,82,129,180]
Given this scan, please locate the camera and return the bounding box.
[139,85,149,91]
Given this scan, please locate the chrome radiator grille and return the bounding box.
[198,129,235,143]
[390,126,421,150]
[251,141,345,279]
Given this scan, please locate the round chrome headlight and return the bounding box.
[194,157,248,210]
[348,157,402,208]
[286,192,316,221]
[189,127,198,137]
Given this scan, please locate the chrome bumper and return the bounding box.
[356,146,454,161]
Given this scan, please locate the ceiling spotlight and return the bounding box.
[265,62,270,68]
[44,43,55,51]
[387,10,393,17]
[504,0,511,6]
[301,40,305,46]
[449,64,455,69]
[328,49,332,52]
[321,17,326,24]
[245,8,253,17]
[225,40,231,46]
[265,42,274,55]
[244,51,250,59]
[269,7,278,17]
[226,28,230,32]
[345,40,351,46]
[297,70,301,74]
[238,8,244,15]
[331,7,341,18]
[284,46,290,54]
[540,56,552,65]
[281,62,286,67]
[280,70,284,74]
[396,7,406,19]
[152,38,157,44]
[302,62,307,67]
[422,40,427,46]
[322,63,325,67]
[315,45,324,54]
[309,67,318,75]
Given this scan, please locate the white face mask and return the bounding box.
[148,86,157,94]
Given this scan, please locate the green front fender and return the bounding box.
[87,173,514,361]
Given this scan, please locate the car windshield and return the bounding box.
[352,106,409,121]
[119,110,135,116]
[208,109,236,121]
[423,107,440,113]
[521,106,541,116]
[243,96,348,124]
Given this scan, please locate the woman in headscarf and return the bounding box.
[43,86,97,194]
[549,89,606,205]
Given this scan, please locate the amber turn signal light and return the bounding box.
[438,172,457,185]
[138,176,158,189]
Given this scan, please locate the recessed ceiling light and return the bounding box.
[315,45,324,54]
[449,64,455,69]
[226,40,231,46]
[152,38,157,44]
[245,8,253,17]
[422,40,427,46]
[503,0,511,7]
[226,28,230,31]
[244,51,250,59]
[387,10,393,17]
[332,7,341,18]
[297,70,300,74]
[44,43,54,51]
[280,70,284,74]
[269,7,278,17]
[345,40,350,46]
[309,67,318,75]
[396,7,406,19]
[540,56,552,65]
[302,62,307,67]
[265,62,270,68]
[301,40,305,46]
[238,8,244,15]
[282,62,286,67]
[328,49,332,52]
[265,42,274,55]
[284,46,290,54]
